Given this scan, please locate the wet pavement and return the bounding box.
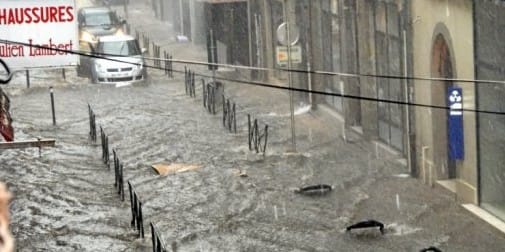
[1,1,505,251]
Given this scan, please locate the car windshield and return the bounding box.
[84,12,116,26]
[98,40,140,56]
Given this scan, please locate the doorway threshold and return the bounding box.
[437,179,457,193]
[463,204,505,235]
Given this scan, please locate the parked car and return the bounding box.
[77,7,125,42]
[77,35,147,84]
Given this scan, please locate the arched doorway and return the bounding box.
[431,33,456,179]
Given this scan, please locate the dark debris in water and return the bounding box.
[420,246,442,252]
[346,220,385,235]
[294,184,333,196]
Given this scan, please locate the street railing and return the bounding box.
[128,181,145,238]
[248,114,268,154]
[164,51,173,78]
[152,42,161,68]
[88,104,97,143]
[184,67,196,97]
[113,149,125,201]
[222,96,237,133]
[150,222,168,252]
[100,126,110,167]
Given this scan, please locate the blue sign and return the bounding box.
[447,87,464,160]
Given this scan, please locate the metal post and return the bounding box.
[179,0,184,35]
[123,0,128,19]
[210,30,217,85]
[159,0,164,20]
[49,87,56,125]
[202,80,206,107]
[169,55,173,78]
[62,69,66,80]
[26,70,30,88]
[247,0,253,67]
[283,0,296,152]
[233,103,236,133]
[151,223,156,251]
[128,182,135,227]
[139,201,144,238]
[248,114,252,150]
[306,40,313,107]
[222,96,227,126]
[263,125,269,154]
[403,30,413,176]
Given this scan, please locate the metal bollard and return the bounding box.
[150,222,168,252]
[232,103,236,133]
[26,70,30,88]
[118,163,124,201]
[248,114,252,150]
[128,181,144,238]
[168,55,173,78]
[202,80,207,108]
[49,87,56,125]
[222,95,227,127]
[254,119,259,153]
[191,72,196,97]
[62,69,66,80]
[163,51,168,75]
[88,104,97,142]
[262,125,269,154]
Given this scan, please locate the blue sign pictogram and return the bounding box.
[447,87,464,160]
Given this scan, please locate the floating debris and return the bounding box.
[232,168,248,178]
[151,163,202,176]
[393,173,411,178]
[420,247,442,252]
[346,220,385,234]
[294,184,333,196]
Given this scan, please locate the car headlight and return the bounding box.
[115,29,124,36]
[132,63,142,70]
[95,62,105,73]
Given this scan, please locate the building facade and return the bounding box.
[411,0,477,204]
[474,0,505,222]
[149,0,505,225]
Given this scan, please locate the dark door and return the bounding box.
[431,34,456,179]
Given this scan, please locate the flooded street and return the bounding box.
[1,0,505,251]
[1,66,504,251]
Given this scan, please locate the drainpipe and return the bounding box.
[247,0,253,67]
[472,0,481,205]
[403,30,412,176]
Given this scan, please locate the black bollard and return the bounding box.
[232,103,237,133]
[49,86,56,125]
[262,125,269,153]
[202,80,207,107]
[248,114,252,150]
[26,70,30,88]
[222,96,227,127]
